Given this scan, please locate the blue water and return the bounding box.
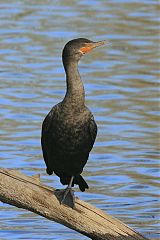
[0,1,159,239]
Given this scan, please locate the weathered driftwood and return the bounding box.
[0,168,148,240]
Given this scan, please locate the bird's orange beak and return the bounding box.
[79,40,106,55]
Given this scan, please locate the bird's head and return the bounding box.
[62,38,106,62]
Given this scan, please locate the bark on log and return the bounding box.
[0,168,148,240]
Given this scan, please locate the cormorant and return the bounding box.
[41,38,105,207]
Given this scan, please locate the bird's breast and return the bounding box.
[52,108,92,152]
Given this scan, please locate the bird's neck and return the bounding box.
[63,59,85,107]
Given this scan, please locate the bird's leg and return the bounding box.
[61,176,74,203]
[55,176,75,208]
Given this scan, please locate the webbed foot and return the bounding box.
[55,188,75,208]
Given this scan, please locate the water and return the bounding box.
[0,0,159,239]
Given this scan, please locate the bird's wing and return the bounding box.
[88,115,97,149]
[41,107,57,172]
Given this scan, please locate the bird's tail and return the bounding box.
[74,175,89,192]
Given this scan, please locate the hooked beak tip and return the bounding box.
[93,40,109,48]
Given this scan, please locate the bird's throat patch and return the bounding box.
[79,46,93,54]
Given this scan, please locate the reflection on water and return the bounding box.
[0,0,159,239]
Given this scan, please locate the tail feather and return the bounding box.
[74,175,89,192]
[60,175,89,192]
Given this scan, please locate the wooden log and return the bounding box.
[0,168,148,240]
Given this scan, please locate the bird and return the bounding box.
[41,38,105,208]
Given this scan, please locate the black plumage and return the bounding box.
[41,38,105,206]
